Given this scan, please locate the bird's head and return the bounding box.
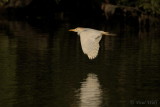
[68,27,84,32]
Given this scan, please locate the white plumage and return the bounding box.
[69,27,115,59]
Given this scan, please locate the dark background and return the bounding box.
[0,0,159,19]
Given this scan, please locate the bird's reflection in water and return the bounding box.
[78,73,103,107]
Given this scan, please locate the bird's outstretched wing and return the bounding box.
[80,31,102,59]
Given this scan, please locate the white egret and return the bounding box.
[69,27,115,59]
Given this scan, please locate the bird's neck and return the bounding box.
[77,30,87,35]
[77,32,82,36]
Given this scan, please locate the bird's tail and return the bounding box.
[101,31,116,36]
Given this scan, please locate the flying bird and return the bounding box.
[69,27,115,59]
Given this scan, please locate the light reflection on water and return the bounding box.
[0,20,160,107]
[78,73,102,107]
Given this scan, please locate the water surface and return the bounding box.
[0,20,160,107]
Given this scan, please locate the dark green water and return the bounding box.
[0,20,160,107]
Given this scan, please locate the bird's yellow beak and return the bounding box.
[68,29,76,31]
